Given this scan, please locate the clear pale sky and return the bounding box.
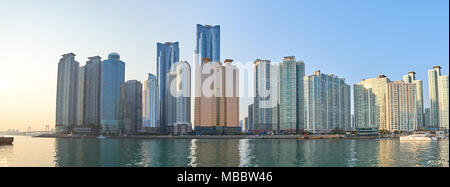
[0,0,448,131]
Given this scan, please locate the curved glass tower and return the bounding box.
[195,24,220,65]
[157,42,179,133]
[100,52,125,134]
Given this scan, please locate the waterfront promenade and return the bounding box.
[36,134,398,140]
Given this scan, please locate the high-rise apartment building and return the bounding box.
[100,52,125,134]
[353,75,391,129]
[438,75,449,130]
[428,66,449,130]
[304,71,351,133]
[84,56,102,128]
[143,73,159,129]
[386,81,417,131]
[254,59,279,132]
[279,56,305,133]
[194,59,239,134]
[403,72,424,128]
[121,80,142,135]
[55,53,79,133]
[428,66,441,128]
[167,61,192,133]
[157,42,179,133]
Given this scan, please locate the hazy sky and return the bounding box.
[0,0,448,131]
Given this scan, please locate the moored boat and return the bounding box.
[0,136,14,145]
[400,134,432,141]
[97,135,106,140]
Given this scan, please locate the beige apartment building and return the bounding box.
[194,58,240,134]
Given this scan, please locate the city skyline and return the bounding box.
[0,0,448,131]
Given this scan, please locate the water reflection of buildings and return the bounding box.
[378,140,438,167]
[238,139,255,167]
[303,140,358,167]
[55,139,146,166]
[244,139,305,166]
[377,140,395,167]
[52,138,448,167]
[188,139,240,167]
[141,139,191,167]
[347,139,379,167]
[55,139,101,166]
[438,141,449,167]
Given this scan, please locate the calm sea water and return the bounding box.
[0,136,448,167]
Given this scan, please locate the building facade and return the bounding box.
[248,103,254,133]
[77,66,85,126]
[121,80,143,135]
[353,75,391,130]
[304,71,351,133]
[279,56,305,133]
[55,53,79,133]
[271,65,280,131]
[100,52,125,134]
[157,42,179,133]
[143,73,159,129]
[424,108,431,128]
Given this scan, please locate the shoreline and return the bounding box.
[34,134,396,140]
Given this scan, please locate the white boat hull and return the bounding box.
[400,136,432,141]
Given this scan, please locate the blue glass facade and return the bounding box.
[157,42,179,133]
[195,24,220,64]
[100,52,125,134]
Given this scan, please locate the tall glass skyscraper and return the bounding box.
[157,42,179,133]
[279,56,304,133]
[304,71,351,133]
[143,73,159,129]
[55,53,79,133]
[84,56,102,128]
[195,24,220,65]
[100,52,125,134]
